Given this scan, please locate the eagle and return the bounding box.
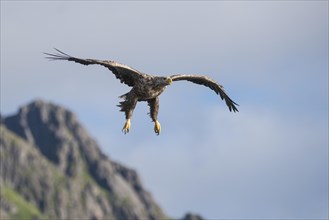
[44,49,238,135]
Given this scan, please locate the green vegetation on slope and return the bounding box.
[2,186,47,219]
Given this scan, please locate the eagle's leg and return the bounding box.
[118,93,138,134]
[147,97,161,135]
[154,120,161,135]
[122,119,131,134]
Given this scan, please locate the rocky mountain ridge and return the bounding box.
[0,99,202,220]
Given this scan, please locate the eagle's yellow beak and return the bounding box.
[166,78,172,85]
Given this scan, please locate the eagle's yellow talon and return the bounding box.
[122,119,131,134]
[154,120,161,135]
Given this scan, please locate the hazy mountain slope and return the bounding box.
[1,100,166,220]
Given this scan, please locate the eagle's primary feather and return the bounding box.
[44,48,239,135]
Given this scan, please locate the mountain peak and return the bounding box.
[18,99,78,127]
[4,100,86,171]
[1,99,203,219]
[2,99,167,219]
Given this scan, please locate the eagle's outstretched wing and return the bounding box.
[169,74,239,112]
[44,48,144,87]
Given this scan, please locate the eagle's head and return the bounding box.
[157,77,172,87]
[164,77,172,85]
[165,77,172,85]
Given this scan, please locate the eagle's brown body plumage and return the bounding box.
[45,49,238,135]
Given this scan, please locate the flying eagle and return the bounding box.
[44,49,238,135]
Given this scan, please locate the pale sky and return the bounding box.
[1,1,328,219]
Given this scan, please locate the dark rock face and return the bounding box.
[181,213,204,220]
[1,100,166,220]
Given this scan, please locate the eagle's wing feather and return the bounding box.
[44,48,143,87]
[170,74,239,112]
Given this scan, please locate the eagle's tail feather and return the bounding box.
[117,93,129,112]
[118,93,128,100]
